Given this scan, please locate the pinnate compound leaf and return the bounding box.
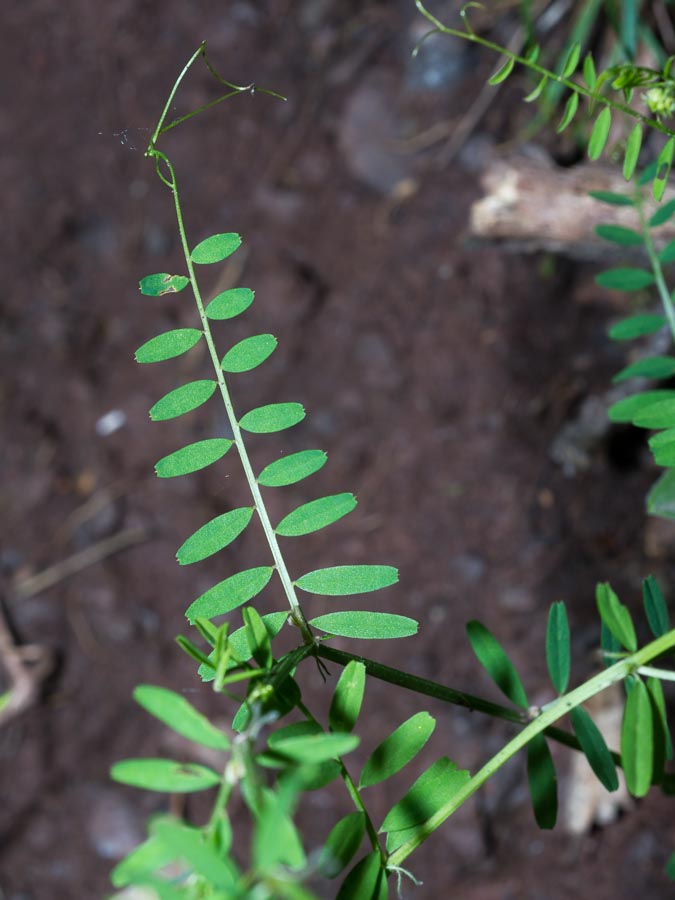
[630,397,675,428]
[359,711,435,789]
[381,757,471,848]
[650,198,675,228]
[608,314,666,341]
[185,566,274,623]
[488,57,514,85]
[319,812,366,879]
[258,449,327,487]
[139,273,190,296]
[135,328,203,363]
[176,507,253,565]
[329,661,366,733]
[546,602,570,694]
[133,685,230,750]
[296,565,398,596]
[594,224,643,246]
[556,92,579,133]
[155,438,233,478]
[621,679,653,797]
[239,402,305,434]
[596,582,637,652]
[654,137,675,203]
[337,852,387,900]
[199,612,287,681]
[608,391,675,425]
[191,232,241,265]
[642,575,670,638]
[595,268,655,291]
[151,818,237,888]
[149,380,216,422]
[276,493,357,537]
[205,287,255,320]
[659,241,675,264]
[623,124,643,181]
[527,734,557,829]
[271,732,360,764]
[613,356,675,383]
[648,469,675,520]
[220,334,277,373]
[466,620,528,708]
[570,706,619,791]
[588,107,612,161]
[589,190,634,206]
[110,758,221,792]
[310,611,418,640]
[561,42,581,77]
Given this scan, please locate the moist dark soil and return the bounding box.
[1,2,674,898]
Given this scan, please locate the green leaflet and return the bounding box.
[258,449,328,487]
[650,198,675,228]
[621,679,653,797]
[191,232,242,264]
[296,565,399,596]
[570,706,619,792]
[608,314,666,340]
[466,620,528,708]
[608,391,675,425]
[276,493,357,537]
[652,440,675,467]
[151,818,238,888]
[270,732,360,764]
[135,328,203,363]
[594,224,643,246]
[319,812,366,879]
[654,138,675,203]
[110,758,221,792]
[601,620,622,668]
[205,287,255,320]
[243,606,272,667]
[199,611,288,682]
[588,107,612,161]
[647,676,673,765]
[336,852,387,900]
[649,427,675,448]
[545,601,570,694]
[220,334,278,373]
[185,566,274,622]
[556,92,579,133]
[176,507,254,565]
[310,611,418,640]
[149,380,217,422]
[595,268,655,291]
[329,661,366,733]
[659,241,675,264]
[155,438,233,478]
[381,757,470,851]
[588,190,634,206]
[239,402,306,434]
[110,834,176,888]
[133,685,230,750]
[642,575,670,638]
[613,356,675,383]
[596,582,637,652]
[139,273,190,296]
[359,711,436,789]
[631,397,675,428]
[526,734,557,829]
[488,57,515,85]
[648,469,675,519]
[561,41,580,77]
[623,124,643,181]
[523,74,547,103]
[252,787,306,873]
[582,52,597,88]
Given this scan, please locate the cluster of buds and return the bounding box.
[644,83,675,118]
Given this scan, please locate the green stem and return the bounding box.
[638,194,675,339]
[387,626,675,867]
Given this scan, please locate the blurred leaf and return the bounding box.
[488,57,515,85]
[589,190,634,206]
[253,787,306,873]
[596,582,637,651]
[360,711,435,789]
[336,852,387,900]
[276,493,357,537]
[570,706,619,791]
[139,273,189,296]
[601,620,622,668]
[621,0,638,59]
[258,449,328,487]
[654,138,675,202]
[329,661,366,733]
[466,620,528,708]
[319,812,366,878]
[239,402,306,434]
[546,602,570,694]
[648,469,675,519]
[643,576,670,637]
[149,380,216,421]
[623,124,642,181]
[561,42,581,77]
[608,391,675,425]
[155,438,233,478]
[556,92,579,133]
[271,732,359,764]
[524,74,547,103]
[632,398,675,429]
[151,818,237,887]
[186,566,274,622]
[110,834,175,888]
[666,851,675,880]
[191,232,241,264]
[296,565,398,596]
[647,677,670,783]
[135,328,203,364]
[595,224,643,246]
[608,314,666,341]
[133,685,230,749]
[588,108,611,161]
[176,507,253,565]
[613,356,675,383]
[221,334,277,373]
[582,52,596,88]
[596,268,655,291]
[621,679,653,796]
[650,198,675,228]
[310,611,418,640]
[205,287,254,320]
[111,758,221,792]
[659,241,675,264]
[526,734,557,829]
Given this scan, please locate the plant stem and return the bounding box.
[387,626,675,867]
[638,195,675,339]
